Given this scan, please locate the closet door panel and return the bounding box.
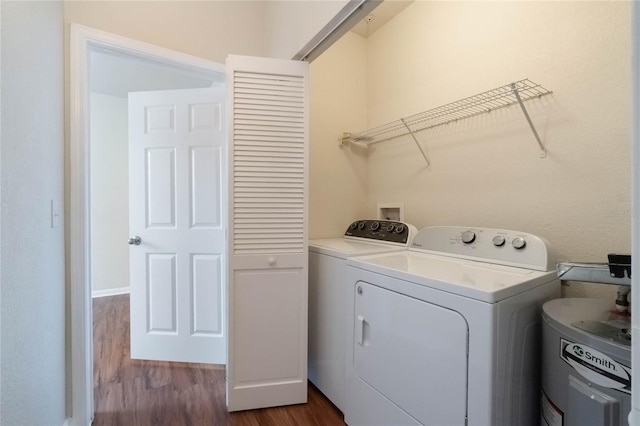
[226,55,309,412]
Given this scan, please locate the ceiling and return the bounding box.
[350,0,413,38]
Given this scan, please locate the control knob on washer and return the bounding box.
[395,224,405,233]
[461,230,476,244]
[386,224,395,232]
[370,221,380,231]
[357,222,366,230]
[349,222,358,230]
[512,237,527,249]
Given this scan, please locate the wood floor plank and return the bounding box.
[93,294,345,425]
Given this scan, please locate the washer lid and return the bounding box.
[347,251,556,302]
[309,238,407,259]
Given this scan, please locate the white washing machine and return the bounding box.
[309,219,417,412]
[344,226,561,426]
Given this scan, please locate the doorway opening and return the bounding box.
[69,24,226,424]
[88,45,229,423]
[88,47,223,300]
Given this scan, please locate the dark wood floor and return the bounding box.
[93,294,345,426]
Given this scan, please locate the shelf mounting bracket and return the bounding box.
[400,118,431,167]
[511,83,547,158]
[340,132,352,147]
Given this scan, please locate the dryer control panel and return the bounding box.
[345,220,415,245]
[410,226,556,272]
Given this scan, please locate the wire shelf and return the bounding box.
[341,79,552,164]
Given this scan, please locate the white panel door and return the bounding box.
[129,87,226,364]
[226,55,309,411]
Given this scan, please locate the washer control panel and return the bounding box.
[345,220,413,244]
[411,226,555,271]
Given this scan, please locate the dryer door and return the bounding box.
[354,282,469,425]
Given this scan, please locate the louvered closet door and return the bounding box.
[226,55,308,411]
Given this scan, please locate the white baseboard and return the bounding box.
[92,286,130,298]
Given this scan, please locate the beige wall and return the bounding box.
[309,31,370,239]
[64,1,269,63]
[264,0,349,59]
[66,0,633,364]
[366,1,631,298]
[313,2,632,298]
[64,0,351,62]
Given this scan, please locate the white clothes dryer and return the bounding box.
[344,226,561,426]
[309,220,417,412]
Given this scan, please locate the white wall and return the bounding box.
[1,1,66,425]
[90,93,129,294]
[309,31,370,238]
[359,1,631,299]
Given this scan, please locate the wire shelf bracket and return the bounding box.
[511,82,547,158]
[340,79,552,163]
[400,118,431,167]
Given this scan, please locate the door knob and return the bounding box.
[128,236,141,245]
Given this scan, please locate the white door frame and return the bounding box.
[69,24,225,426]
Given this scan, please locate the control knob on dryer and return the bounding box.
[395,224,405,233]
[512,237,527,249]
[461,230,476,244]
[357,222,366,230]
[349,222,358,230]
[370,221,380,231]
[492,235,506,247]
[386,224,395,232]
